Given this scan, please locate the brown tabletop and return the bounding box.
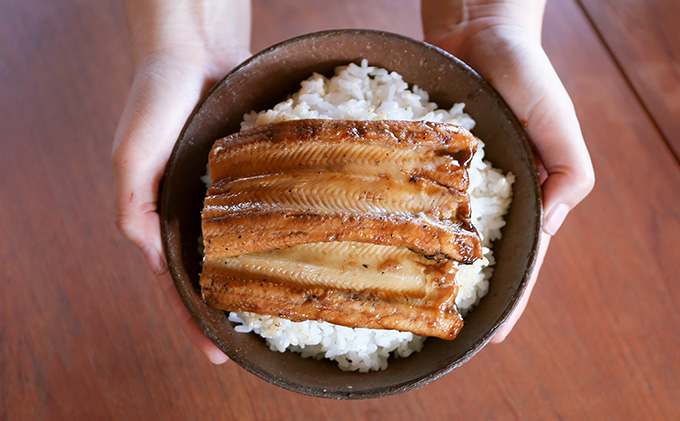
[2,0,679,419]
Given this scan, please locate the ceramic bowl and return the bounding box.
[160,29,542,399]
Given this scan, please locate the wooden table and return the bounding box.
[3,0,679,418]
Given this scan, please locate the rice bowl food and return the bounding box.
[161,29,541,399]
[211,60,514,372]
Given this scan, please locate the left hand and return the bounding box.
[112,0,251,363]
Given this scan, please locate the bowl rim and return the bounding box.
[160,28,542,399]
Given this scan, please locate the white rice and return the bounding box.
[228,60,514,372]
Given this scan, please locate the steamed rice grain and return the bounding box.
[229,60,513,372]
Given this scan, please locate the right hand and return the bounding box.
[422,0,595,342]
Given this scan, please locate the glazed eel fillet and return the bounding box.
[200,119,482,340]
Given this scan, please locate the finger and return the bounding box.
[138,216,228,364]
[522,84,595,235]
[501,47,595,235]
[153,261,229,365]
[490,232,551,343]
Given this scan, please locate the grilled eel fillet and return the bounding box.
[200,119,482,340]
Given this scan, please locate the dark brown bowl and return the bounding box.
[160,29,542,399]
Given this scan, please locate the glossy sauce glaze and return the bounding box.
[200,119,482,339]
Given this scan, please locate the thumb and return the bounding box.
[541,169,591,236]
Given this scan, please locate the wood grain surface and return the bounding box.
[2,0,679,419]
[579,0,680,160]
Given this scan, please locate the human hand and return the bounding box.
[112,0,251,364]
[422,0,595,342]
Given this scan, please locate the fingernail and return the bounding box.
[142,245,165,276]
[210,353,229,365]
[544,203,570,236]
[491,332,508,344]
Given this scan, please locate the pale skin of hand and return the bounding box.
[112,0,594,364]
[112,0,251,364]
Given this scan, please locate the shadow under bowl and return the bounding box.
[161,29,542,399]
